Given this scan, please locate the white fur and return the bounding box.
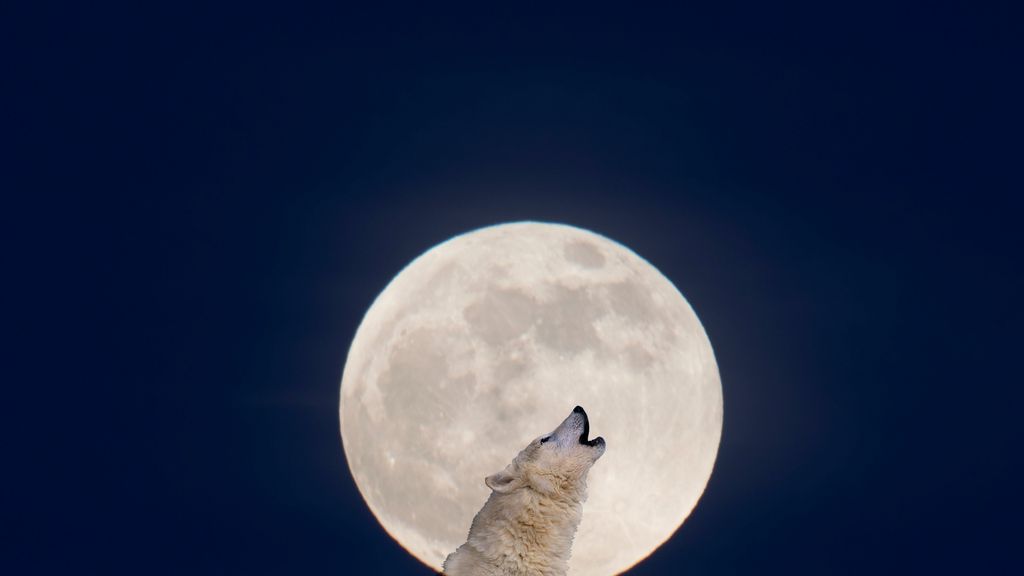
[444,408,606,576]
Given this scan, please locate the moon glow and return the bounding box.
[339,222,722,575]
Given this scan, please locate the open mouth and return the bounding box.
[574,406,604,447]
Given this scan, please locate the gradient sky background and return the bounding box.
[10,2,1021,574]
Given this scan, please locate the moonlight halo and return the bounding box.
[340,222,722,575]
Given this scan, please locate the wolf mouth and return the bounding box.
[573,405,604,447]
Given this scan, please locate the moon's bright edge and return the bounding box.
[340,222,722,575]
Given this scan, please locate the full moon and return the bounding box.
[339,222,722,575]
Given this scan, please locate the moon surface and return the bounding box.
[339,222,722,575]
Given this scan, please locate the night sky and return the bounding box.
[10,2,1021,574]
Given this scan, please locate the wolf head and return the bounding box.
[484,406,606,500]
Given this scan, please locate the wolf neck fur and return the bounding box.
[466,481,585,574]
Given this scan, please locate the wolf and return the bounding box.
[443,406,606,576]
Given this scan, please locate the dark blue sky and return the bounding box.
[10,2,1021,574]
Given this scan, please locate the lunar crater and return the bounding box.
[564,240,606,269]
[462,287,536,346]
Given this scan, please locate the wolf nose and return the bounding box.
[573,405,585,414]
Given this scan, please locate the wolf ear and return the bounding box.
[485,468,523,493]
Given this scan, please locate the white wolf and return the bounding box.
[443,406,606,576]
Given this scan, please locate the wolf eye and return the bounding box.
[540,436,551,444]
